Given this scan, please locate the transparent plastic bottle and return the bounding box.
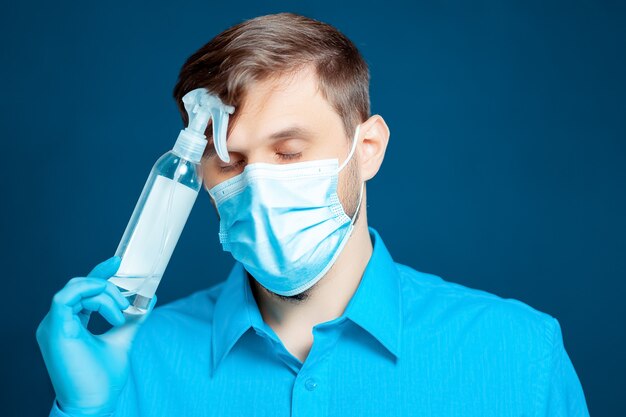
[107,88,234,315]
[108,151,202,314]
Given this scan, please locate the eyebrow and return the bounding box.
[266,126,315,141]
[203,125,315,160]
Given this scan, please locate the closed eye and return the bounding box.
[218,159,246,173]
[276,152,302,161]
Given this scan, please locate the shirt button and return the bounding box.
[304,378,318,391]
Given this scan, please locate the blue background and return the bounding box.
[2,1,624,415]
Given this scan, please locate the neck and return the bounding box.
[250,214,373,362]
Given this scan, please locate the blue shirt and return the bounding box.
[51,228,589,416]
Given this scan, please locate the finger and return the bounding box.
[77,309,90,327]
[75,281,129,327]
[87,256,121,279]
[80,293,126,327]
[52,278,107,308]
[103,281,130,310]
[99,296,157,347]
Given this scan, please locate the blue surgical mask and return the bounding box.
[208,125,363,296]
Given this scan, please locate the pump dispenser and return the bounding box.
[173,89,234,164]
[109,88,234,314]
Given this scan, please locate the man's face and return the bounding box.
[202,66,361,217]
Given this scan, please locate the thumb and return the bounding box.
[87,256,122,279]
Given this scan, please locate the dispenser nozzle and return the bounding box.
[180,88,235,163]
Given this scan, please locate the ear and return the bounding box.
[356,115,390,181]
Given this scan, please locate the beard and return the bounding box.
[338,151,363,220]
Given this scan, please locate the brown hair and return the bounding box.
[172,12,370,140]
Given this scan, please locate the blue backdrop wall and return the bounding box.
[1,1,624,416]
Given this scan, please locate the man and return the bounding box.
[37,13,589,417]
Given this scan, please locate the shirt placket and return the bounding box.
[290,319,347,417]
[253,317,346,417]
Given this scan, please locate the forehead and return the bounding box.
[228,66,344,141]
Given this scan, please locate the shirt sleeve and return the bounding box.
[542,318,590,417]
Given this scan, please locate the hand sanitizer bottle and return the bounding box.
[108,88,234,314]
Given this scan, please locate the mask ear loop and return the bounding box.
[336,124,365,224]
[350,182,365,225]
[338,124,361,172]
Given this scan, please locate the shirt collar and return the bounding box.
[211,262,265,375]
[342,227,402,359]
[211,227,403,374]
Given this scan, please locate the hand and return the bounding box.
[36,256,156,416]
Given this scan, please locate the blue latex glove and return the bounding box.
[36,256,156,416]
